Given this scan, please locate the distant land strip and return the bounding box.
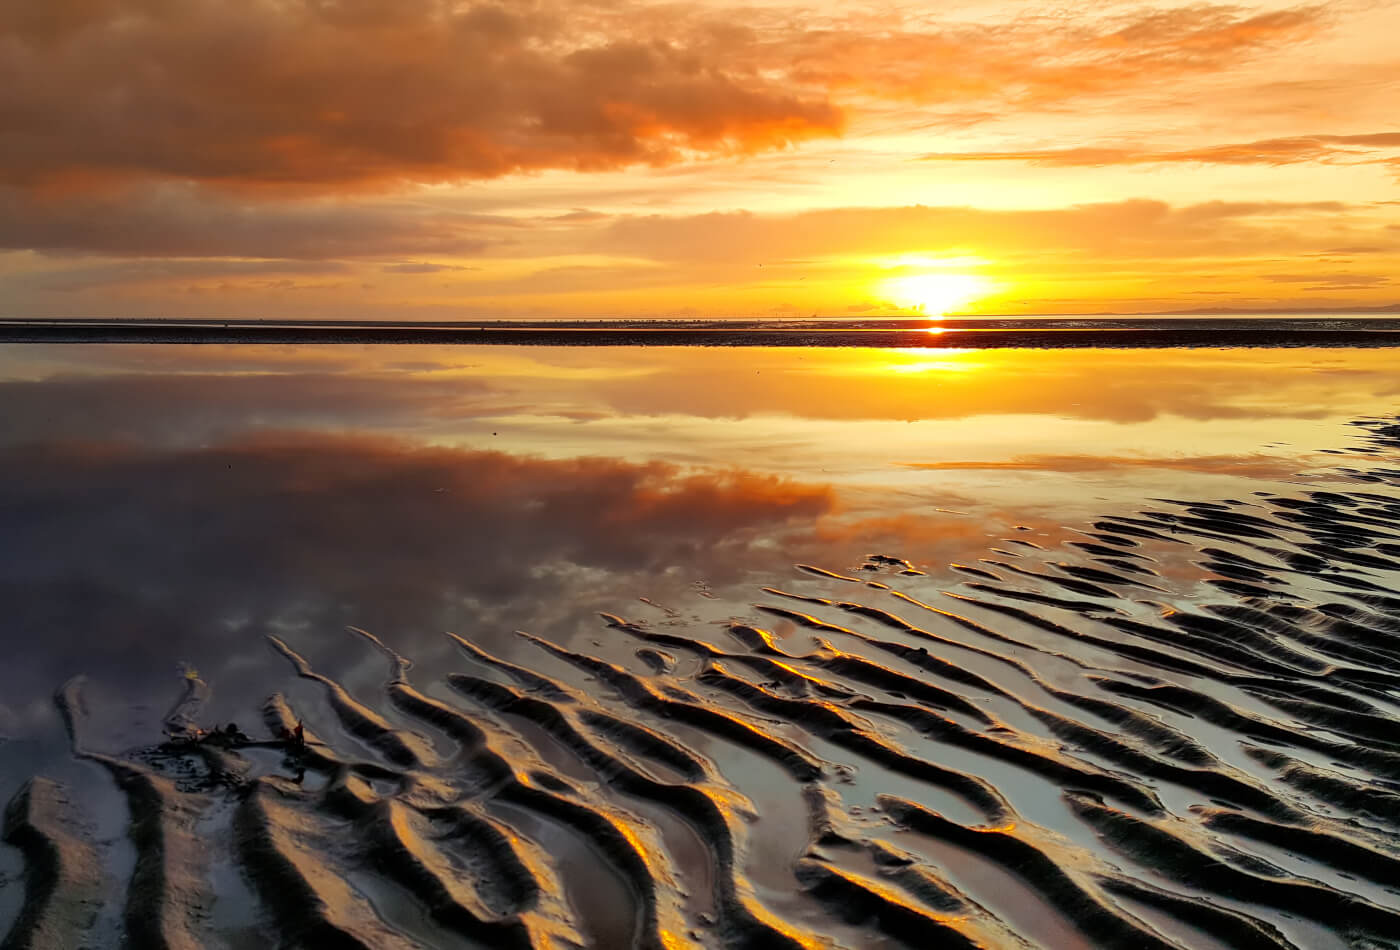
[3,318,1400,347]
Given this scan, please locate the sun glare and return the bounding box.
[881,272,990,316]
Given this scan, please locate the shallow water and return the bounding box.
[1,343,1398,948]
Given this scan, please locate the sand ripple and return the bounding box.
[6,418,1400,948]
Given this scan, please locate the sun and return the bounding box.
[881,272,990,316]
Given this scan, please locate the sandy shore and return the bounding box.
[4,418,1400,949]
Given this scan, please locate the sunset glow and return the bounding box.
[881,273,992,316]
[0,0,1397,318]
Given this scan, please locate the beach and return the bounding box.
[2,342,1399,949]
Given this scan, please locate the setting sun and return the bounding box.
[880,272,991,316]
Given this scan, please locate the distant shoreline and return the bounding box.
[2,317,1400,347]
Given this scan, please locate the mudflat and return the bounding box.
[1,343,1398,949]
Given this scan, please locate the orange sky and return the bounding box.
[1,0,1398,318]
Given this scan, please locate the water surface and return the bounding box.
[1,344,1398,949]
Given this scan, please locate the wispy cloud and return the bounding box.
[11,258,351,293]
[0,184,506,258]
[922,132,1400,167]
[1262,271,1391,289]
[777,4,1327,109]
[380,262,477,274]
[599,199,1372,264]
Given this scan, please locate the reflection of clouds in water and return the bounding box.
[2,347,1393,499]
[7,346,1400,434]
[2,344,1395,729]
[0,372,508,446]
[0,433,832,711]
[899,452,1312,479]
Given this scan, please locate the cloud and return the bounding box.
[381,262,476,274]
[0,1,1327,194]
[1262,272,1390,288]
[599,199,1372,264]
[0,184,507,258]
[9,258,352,293]
[0,0,841,194]
[921,133,1400,167]
[6,194,1394,314]
[771,4,1325,109]
[551,210,610,223]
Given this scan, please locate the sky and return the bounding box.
[1,0,1398,319]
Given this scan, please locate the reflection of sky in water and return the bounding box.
[0,343,1396,793]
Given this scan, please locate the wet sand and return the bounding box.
[5,415,1400,949]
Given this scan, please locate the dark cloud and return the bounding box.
[0,0,841,194]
